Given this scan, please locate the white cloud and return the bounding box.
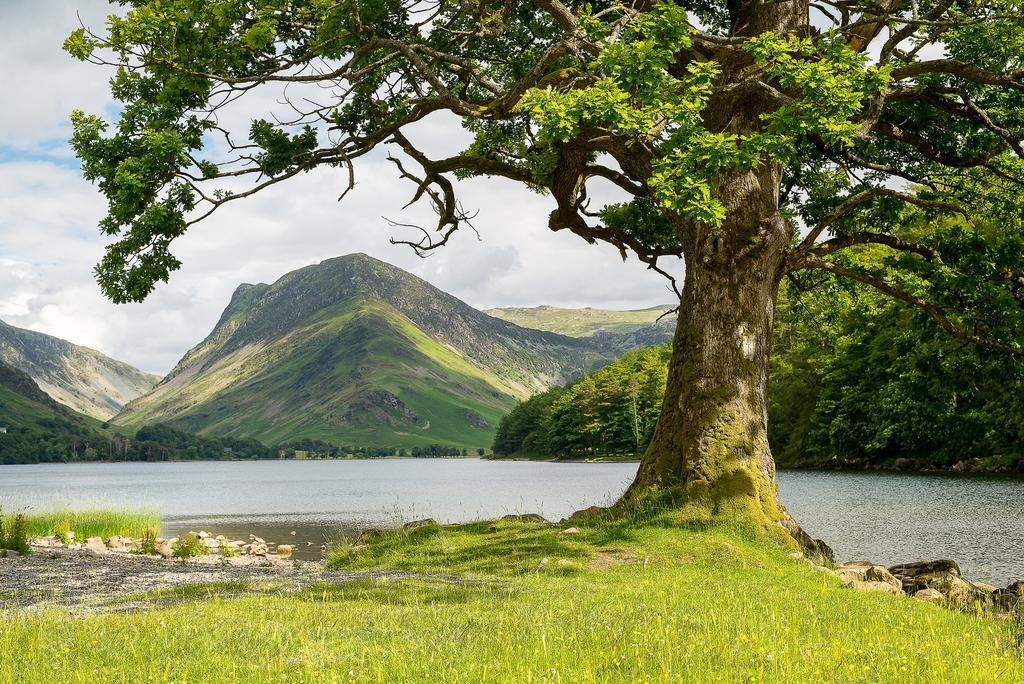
[0,0,118,150]
[0,2,676,376]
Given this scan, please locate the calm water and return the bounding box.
[0,460,1021,584]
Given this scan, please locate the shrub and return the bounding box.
[52,521,73,545]
[171,533,206,559]
[136,529,158,555]
[0,511,31,555]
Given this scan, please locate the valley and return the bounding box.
[0,320,158,420]
[110,254,671,450]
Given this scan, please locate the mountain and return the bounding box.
[0,360,276,465]
[0,320,159,420]
[485,304,676,338]
[0,359,110,464]
[113,254,624,449]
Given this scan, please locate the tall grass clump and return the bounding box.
[135,529,158,555]
[1013,605,1024,654]
[16,507,160,540]
[0,508,30,555]
[2,508,160,541]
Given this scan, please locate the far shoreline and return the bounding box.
[5,456,1024,477]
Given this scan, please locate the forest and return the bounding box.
[494,238,1024,470]
[0,420,275,465]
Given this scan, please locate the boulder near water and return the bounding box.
[403,519,439,531]
[836,561,902,591]
[993,581,1024,612]
[500,514,548,524]
[888,559,962,592]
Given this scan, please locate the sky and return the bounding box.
[0,1,676,375]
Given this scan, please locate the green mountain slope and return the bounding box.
[113,254,622,449]
[0,360,276,464]
[0,360,110,463]
[0,320,159,420]
[485,304,676,337]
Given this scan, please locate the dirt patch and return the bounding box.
[587,549,643,570]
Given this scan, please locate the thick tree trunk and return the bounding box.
[624,239,787,523]
[617,0,807,528]
[622,159,793,528]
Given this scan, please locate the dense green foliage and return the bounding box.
[130,424,273,461]
[495,271,1024,468]
[493,346,669,458]
[769,277,1024,470]
[279,439,472,459]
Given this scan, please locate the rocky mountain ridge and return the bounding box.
[0,320,159,420]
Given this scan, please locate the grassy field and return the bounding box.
[2,508,160,540]
[1,501,1021,682]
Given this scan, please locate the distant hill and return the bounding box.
[0,359,111,463]
[486,304,676,337]
[0,320,159,420]
[113,254,637,449]
[0,360,273,465]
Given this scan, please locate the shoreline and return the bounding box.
[779,460,1024,477]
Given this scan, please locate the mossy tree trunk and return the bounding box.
[620,0,807,528]
[624,248,786,524]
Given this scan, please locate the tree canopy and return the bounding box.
[65,0,1024,356]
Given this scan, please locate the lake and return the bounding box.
[1,459,1021,584]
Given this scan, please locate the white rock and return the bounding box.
[560,527,581,535]
[106,535,131,550]
[276,544,294,559]
[84,537,107,553]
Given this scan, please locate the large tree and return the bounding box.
[67,0,1024,528]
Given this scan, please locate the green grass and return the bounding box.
[1,501,1021,682]
[4,508,160,541]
